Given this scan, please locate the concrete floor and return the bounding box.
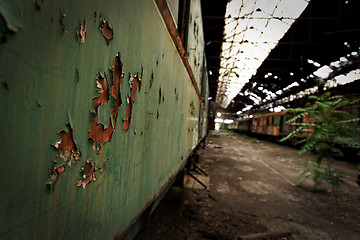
[135,130,360,240]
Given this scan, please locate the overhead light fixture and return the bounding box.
[224,119,234,124]
[214,118,224,123]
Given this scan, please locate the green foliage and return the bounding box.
[291,159,348,191]
[280,92,360,190]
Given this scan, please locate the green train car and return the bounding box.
[0,0,208,239]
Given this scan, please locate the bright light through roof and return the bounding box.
[216,0,310,108]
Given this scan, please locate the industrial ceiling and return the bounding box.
[202,0,360,115]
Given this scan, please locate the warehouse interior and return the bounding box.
[136,0,360,239]
[202,0,360,121]
[1,0,360,239]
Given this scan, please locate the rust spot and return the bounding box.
[88,116,114,150]
[100,17,113,42]
[123,97,132,131]
[55,123,76,151]
[54,123,81,166]
[111,105,120,129]
[48,123,81,185]
[92,73,109,112]
[76,160,96,189]
[110,53,123,105]
[110,53,123,130]
[150,73,154,89]
[129,73,141,102]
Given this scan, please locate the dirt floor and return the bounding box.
[135,130,360,240]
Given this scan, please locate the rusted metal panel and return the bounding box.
[0,0,208,239]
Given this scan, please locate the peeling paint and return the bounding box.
[54,123,81,166]
[111,105,120,129]
[55,123,76,152]
[92,73,109,112]
[76,160,96,189]
[110,53,123,129]
[47,123,81,185]
[100,16,113,42]
[123,97,132,131]
[129,72,141,102]
[76,20,87,43]
[46,165,66,185]
[89,116,114,150]
[110,53,123,105]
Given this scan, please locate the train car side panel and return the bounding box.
[0,0,207,239]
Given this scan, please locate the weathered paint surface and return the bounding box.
[0,0,208,239]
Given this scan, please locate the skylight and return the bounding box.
[216,0,310,108]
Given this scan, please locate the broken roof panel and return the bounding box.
[216,0,310,108]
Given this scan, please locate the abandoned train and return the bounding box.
[0,0,209,239]
[229,95,360,142]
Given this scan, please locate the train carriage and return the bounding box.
[0,0,209,239]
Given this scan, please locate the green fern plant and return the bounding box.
[280,92,360,191]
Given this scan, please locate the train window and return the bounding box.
[178,0,190,53]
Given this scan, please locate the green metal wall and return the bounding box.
[0,0,208,239]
